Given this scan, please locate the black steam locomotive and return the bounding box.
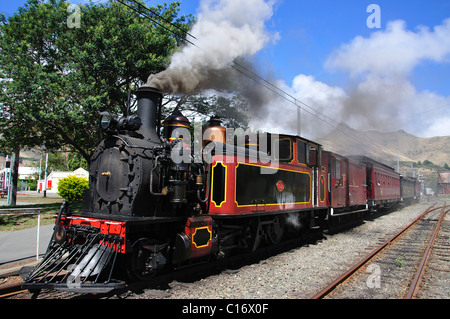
[21,86,420,293]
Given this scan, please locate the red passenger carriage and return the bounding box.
[349,156,401,211]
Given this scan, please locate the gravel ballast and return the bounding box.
[128,200,437,299]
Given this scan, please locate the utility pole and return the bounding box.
[7,149,20,206]
[43,153,48,198]
[38,154,42,193]
[6,155,11,205]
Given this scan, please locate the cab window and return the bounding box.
[297,140,307,164]
[273,138,292,162]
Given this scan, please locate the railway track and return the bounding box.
[312,202,449,299]
[2,201,448,299]
[1,227,323,300]
[411,205,450,298]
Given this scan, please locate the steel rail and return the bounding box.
[0,282,25,299]
[310,203,445,299]
[405,204,449,299]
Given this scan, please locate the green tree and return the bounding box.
[0,0,194,162]
[57,175,89,202]
[0,0,193,205]
[162,93,249,129]
[67,152,88,171]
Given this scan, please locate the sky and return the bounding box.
[2,0,450,138]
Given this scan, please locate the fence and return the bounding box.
[0,208,43,260]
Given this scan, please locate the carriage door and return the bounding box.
[331,156,345,207]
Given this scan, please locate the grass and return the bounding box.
[395,253,406,269]
[0,200,82,232]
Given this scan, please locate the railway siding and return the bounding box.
[323,203,449,299]
[415,212,450,298]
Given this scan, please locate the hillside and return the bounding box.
[2,125,449,172]
[0,149,42,169]
[317,123,450,167]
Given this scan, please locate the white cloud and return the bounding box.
[319,18,450,137]
[422,115,450,137]
[290,74,347,134]
[255,18,450,138]
[248,74,348,138]
[326,18,450,77]
[291,74,347,105]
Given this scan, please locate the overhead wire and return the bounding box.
[116,0,197,46]
[115,0,400,156]
[120,1,350,131]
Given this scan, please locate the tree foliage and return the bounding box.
[0,0,251,168]
[0,0,194,160]
[57,175,89,202]
[162,93,249,129]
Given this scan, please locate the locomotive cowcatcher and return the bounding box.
[21,85,419,293]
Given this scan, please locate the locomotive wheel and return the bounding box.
[267,215,285,245]
[127,240,165,281]
[245,218,261,252]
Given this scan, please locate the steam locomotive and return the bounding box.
[21,86,420,293]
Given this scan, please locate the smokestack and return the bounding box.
[135,85,162,141]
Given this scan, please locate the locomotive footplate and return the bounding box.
[20,277,126,294]
[21,224,126,293]
[80,211,185,224]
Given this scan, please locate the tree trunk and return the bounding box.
[7,148,20,206]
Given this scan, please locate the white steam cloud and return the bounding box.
[147,0,450,138]
[147,0,278,94]
[263,18,450,138]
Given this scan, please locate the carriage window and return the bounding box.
[297,140,307,164]
[335,160,341,178]
[273,138,292,161]
[332,158,341,178]
[331,159,335,178]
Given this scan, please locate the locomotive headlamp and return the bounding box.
[100,111,116,131]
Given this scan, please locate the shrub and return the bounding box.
[57,175,89,202]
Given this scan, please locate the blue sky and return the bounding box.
[2,0,449,137]
[175,0,450,95]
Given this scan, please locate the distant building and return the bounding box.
[437,171,450,194]
[18,167,40,180]
[38,167,88,193]
[1,166,40,189]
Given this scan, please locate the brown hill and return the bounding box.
[0,149,42,168]
[317,123,450,167]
